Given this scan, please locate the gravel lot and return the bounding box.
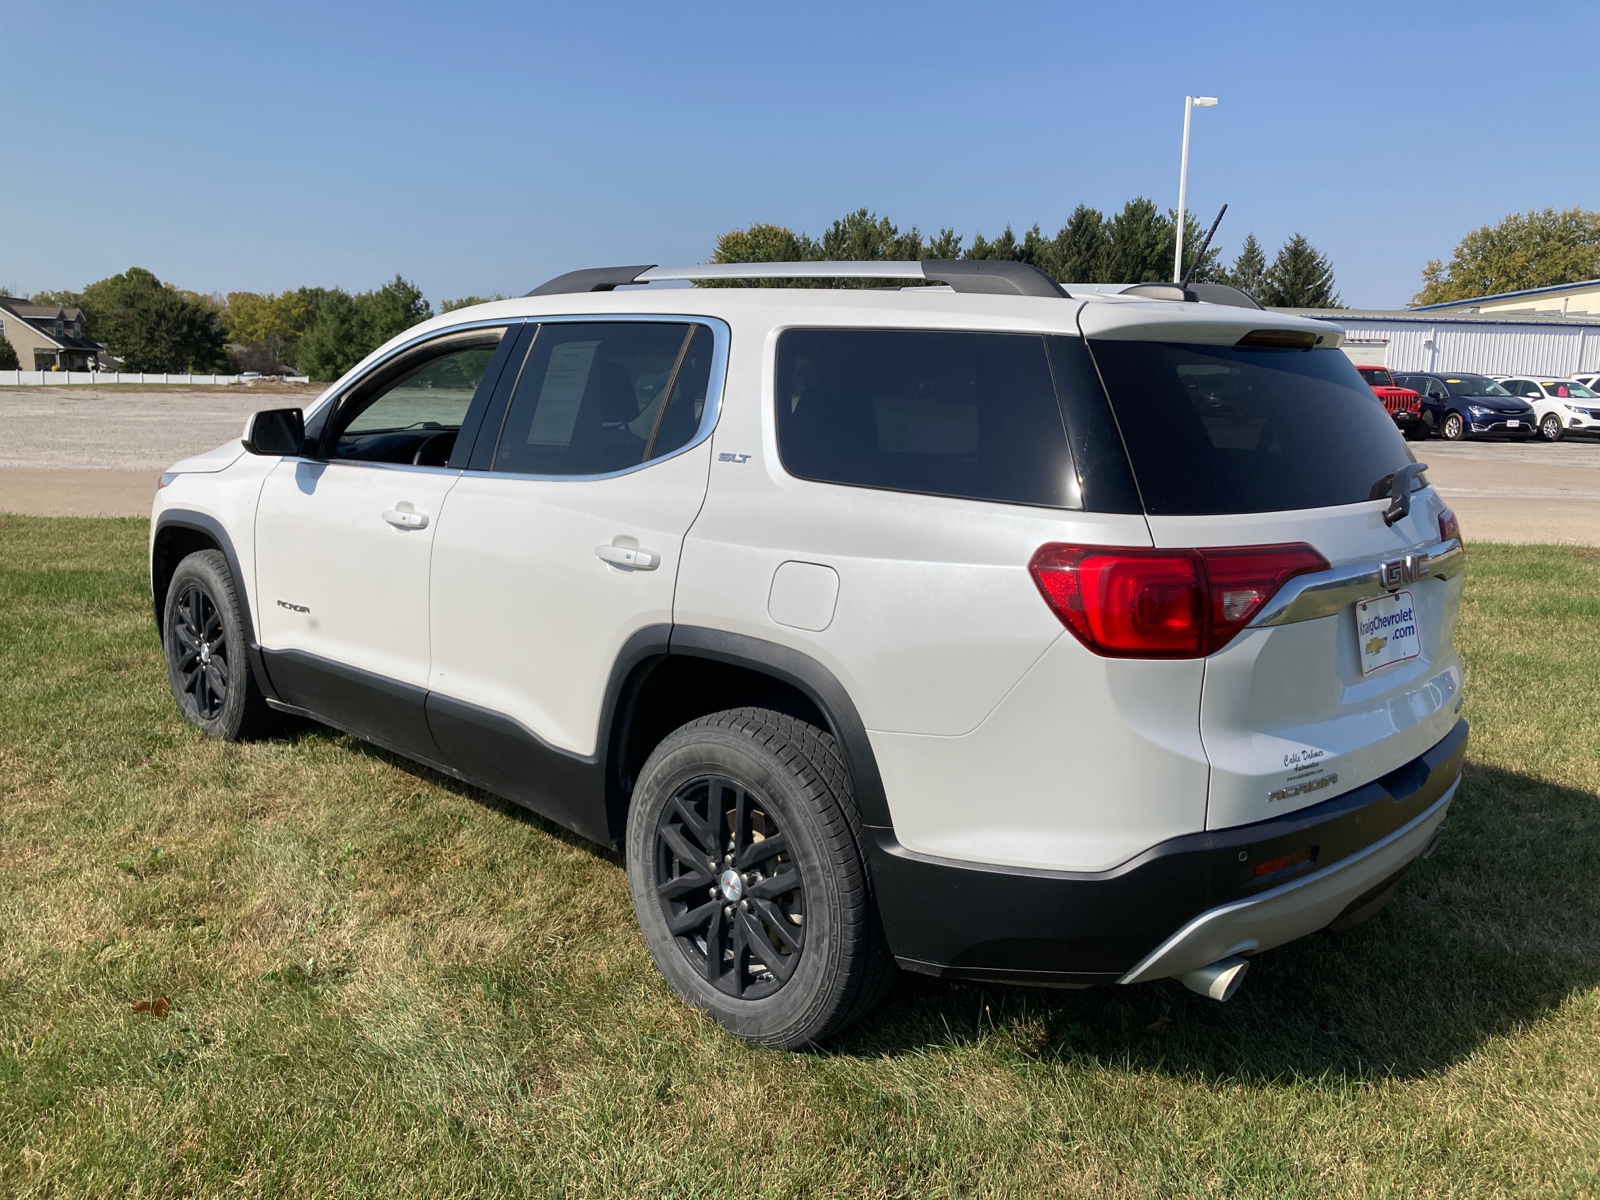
[1,386,1597,542]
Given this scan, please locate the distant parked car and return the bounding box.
[1393,373,1536,440]
[1355,366,1427,440]
[1495,376,1600,441]
[239,371,263,381]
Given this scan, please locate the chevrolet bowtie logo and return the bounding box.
[1365,635,1388,656]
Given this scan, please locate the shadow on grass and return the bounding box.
[267,714,1595,1082]
[833,761,1600,1082]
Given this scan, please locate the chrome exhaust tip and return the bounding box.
[1179,955,1250,1002]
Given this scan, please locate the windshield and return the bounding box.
[1442,375,1512,397]
[1358,367,1394,386]
[1089,342,1415,515]
[1543,381,1598,399]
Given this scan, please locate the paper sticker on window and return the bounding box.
[526,341,598,445]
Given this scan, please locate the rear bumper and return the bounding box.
[869,718,1467,986]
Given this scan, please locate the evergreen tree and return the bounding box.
[1226,233,1267,301]
[296,290,363,382]
[0,336,18,370]
[923,228,963,259]
[1102,198,1171,284]
[1260,234,1341,308]
[1051,205,1108,282]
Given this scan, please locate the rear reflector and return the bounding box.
[1236,328,1318,349]
[1029,542,1330,658]
[1439,507,1463,548]
[1252,846,1316,879]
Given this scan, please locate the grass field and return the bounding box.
[2,516,1598,1198]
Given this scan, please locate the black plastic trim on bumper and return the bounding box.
[867,719,1468,985]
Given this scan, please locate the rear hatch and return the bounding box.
[1081,313,1465,832]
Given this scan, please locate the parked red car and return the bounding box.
[1356,366,1427,440]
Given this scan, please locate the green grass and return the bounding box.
[2,516,1598,1198]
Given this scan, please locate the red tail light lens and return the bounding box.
[1029,542,1330,658]
[1438,507,1462,547]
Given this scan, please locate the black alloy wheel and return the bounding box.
[161,548,275,741]
[625,708,894,1047]
[169,582,230,721]
[1540,413,1564,441]
[654,774,806,1000]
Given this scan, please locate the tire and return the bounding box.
[161,549,275,741]
[1539,413,1564,442]
[625,707,894,1048]
[1403,423,1430,441]
[1441,412,1465,441]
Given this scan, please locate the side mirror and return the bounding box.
[242,407,305,456]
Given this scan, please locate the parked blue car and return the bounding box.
[1393,373,1536,440]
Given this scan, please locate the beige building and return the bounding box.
[1414,278,1600,318]
[0,297,104,369]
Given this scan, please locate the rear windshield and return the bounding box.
[775,329,1081,508]
[1358,367,1394,386]
[1089,341,1415,516]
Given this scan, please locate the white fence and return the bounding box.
[0,370,310,386]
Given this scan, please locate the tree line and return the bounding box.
[1413,206,1600,305]
[709,202,1342,308]
[25,269,501,380]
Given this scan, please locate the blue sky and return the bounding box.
[4,0,1595,309]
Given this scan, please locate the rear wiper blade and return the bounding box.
[1377,462,1429,527]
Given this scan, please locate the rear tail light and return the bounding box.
[1439,507,1462,547]
[1252,846,1316,879]
[1029,542,1330,658]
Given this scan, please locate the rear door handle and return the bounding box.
[383,508,428,530]
[595,542,659,570]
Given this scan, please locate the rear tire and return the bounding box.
[162,549,275,741]
[1539,413,1564,442]
[625,707,894,1048]
[1403,423,1429,441]
[1441,412,1465,440]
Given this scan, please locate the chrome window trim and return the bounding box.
[1250,537,1464,628]
[303,316,524,423]
[296,314,728,484]
[481,313,730,484]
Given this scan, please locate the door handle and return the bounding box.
[383,508,428,530]
[595,542,659,570]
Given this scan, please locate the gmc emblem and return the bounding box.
[1379,553,1430,591]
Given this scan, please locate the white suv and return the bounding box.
[150,261,1468,1047]
[1494,376,1600,441]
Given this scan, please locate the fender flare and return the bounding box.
[151,508,280,703]
[663,626,894,831]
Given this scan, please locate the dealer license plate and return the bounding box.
[1506,420,1521,428]
[1356,590,1421,675]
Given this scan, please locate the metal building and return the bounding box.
[1278,308,1600,378]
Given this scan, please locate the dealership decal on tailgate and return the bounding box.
[1357,589,1421,675]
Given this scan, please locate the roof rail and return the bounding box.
[525,260,1070,298]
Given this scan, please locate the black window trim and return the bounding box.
[475,313,731,483]
[769,323,1087,512]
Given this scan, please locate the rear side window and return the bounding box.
[1089,341,1414,516]
[775,329,1079,508]
[491,321,713,476]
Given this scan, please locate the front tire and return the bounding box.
[1441,412,1465,440]
[1539,413,1564,442]
[162,549,275,741]
[626,708,893,1048]
[1403,423,1430,441]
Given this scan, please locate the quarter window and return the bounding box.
[774,329,1080,508]
[491,322,713,476]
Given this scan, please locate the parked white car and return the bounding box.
[150,263,1467,1046]
[1494,375,1600,441]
